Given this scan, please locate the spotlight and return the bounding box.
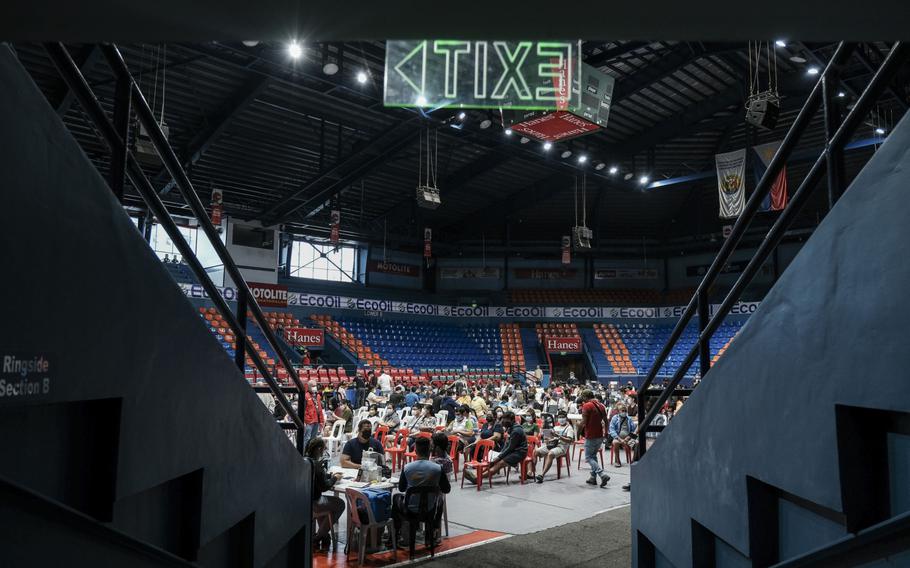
[639,175,650,185]
[416,95,428,106]
[520,136,530,144]
[242,40,260,47]
[287,41,303,59]
[458,111,466,120]
[578,155,588,164]
[560,150,572,158]
[807,66,820,76]
[875,127,886,135]
[479,119,492,129]
[504,128,513,136]
[356,71,368,84]
[543,142,552,151]
[789,55,807,64]
[775,39,787,48]
[595,163,606,171]
[323,62,339,75]
[623,173,634,180]
[609,166,619,175]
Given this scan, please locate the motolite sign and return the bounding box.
[285,327,324,349]
[368,260,420,277]
[248,282,288,307]
[544,336,582,353]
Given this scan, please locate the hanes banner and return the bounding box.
[716,148,746,219]
[284,327,324,348]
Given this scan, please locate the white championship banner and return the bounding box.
[179,283,759,320]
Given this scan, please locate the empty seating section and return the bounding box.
[535,322,580,341]
[593,323,636,374]
[310,314,388,367]
[610,321,745,377]
[197,306,287,382]
[499,323,525,374]
[510,289,696,306]
[336,317,503,373]
[161,259,198,284]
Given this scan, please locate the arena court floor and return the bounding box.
[314,452,633,566]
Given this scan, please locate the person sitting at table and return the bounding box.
[305,437,344,550]
[366,386,385,406]
[485,411,527,483]
[392,436,451,547]
[379,403,401,432]
[340,419,385,470]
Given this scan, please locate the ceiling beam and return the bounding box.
[158,75,272,194]
[584,41,652,67]
[56,45,100,117]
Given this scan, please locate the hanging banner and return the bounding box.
[594,268,658,280]
[368,260,420,277]
[440,267,502,279]
[753,141,788,211]
[424,227,432,259]
[248,282,288,308]
[330,210,340,245]
[515,267,578,280]
[284,327,325,348]
[716,148,746,219]
[543,336,583,353]
[210,189,223,227]
[561,235,571,265]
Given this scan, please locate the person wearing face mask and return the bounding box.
[485,411,527,484]
[379,403,400,432]
[608,403,638,468]
[406,405,438,450]
[340,419,385,470]
[302,380,325,450]
[533,410,575,483]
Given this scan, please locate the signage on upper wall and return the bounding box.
[686,261,770,278]
[0,352,52,400]
[594,268,659,280]
[440,267,502,279]
[384,40,582,110]
[514,268,578,280]
[248,282,288,307]
[179,283,760,320]
[543,336,582,353]
[284,327,324,348]
[368,260,420,277]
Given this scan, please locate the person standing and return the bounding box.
[378,369,393,397]
[353,371,366,409]
[303,380,325,449]
[580,390,610,488]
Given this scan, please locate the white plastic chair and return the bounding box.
[325,419,348,456]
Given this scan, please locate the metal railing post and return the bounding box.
[235,288,248,372]
[109,75,130,202]
[823,71,846,210]
[697,289,711,378]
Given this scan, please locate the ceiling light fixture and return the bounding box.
[242,40,260,47]
[578,155,588,164]
[790,55,807,63]
[875,127,886,135]
[458,111,466,120]
[807,66,820,76]
[640,175,650,185]
[287,41,303,59]
[479,119,492,129]
[323,62,339,75]
[356,71,368,84]
[520,136,530,144]
[609,166,619,175]
[561,150,572,158]
[504,128,513,136]
[623,173,634,180]
[775,39,787,48]
[543,142,552,151]
[595,163,606,171]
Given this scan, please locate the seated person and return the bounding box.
[430,431,454,481]
[389,386,406,408]
[305,437,344,550]
[379,403,401,432]
[521,409,540,437]
[446,404,477,453]
[366,387,386,406]
[340,419,385,470]
[407,405,439,449]
[323,399,353,435]
[455,389,472,407]
[486,411,527,482]
[392,436,451,544]
[609,403,638,468]
[533,410,575,483]
[405,387,420,408]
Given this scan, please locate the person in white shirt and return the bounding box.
[378,370,393,396]
[533,410,575,483]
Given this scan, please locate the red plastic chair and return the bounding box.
[446,434,461,481]
[611,442,633,466]
[461,439,495,492]
[506,435,539,485]
[374,425,390,448]
[404,432,432,464]
[385,429,409,473]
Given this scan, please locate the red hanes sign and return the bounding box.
[248,282,288,307]
[544,336,582,353]
[285,327,324,348]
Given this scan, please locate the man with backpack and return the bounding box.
[580,390,610,488]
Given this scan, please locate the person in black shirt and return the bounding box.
[486,411,527,482]
[340,419,384,469]
[353,373,366,409]
[305,437,344,549]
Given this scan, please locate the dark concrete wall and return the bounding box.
[631,110,910,566]
[0,45,310,566]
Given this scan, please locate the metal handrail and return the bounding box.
[43,43,306,434]
[636,41,909,455]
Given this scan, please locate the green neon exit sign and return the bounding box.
[384,40,582,110]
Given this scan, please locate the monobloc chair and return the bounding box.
[461,439,495,492]
[344,488,397,566]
